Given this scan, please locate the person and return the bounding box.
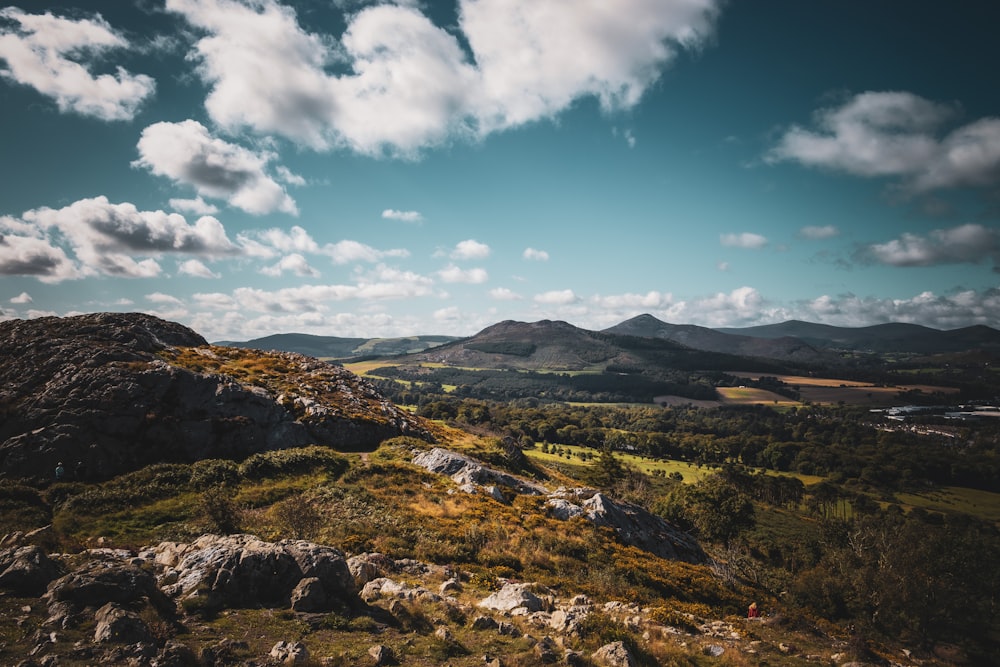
[747,601,759,619]
[55,462,65,481]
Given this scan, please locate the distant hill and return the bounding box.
[603,314,839,365]
[404,319,781,373]
[715,319,1000,354]
[216,332,457,359]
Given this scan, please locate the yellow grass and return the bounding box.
[715,387,800,406]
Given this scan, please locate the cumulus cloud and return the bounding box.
[325,239,409,264]
[382,209,424,223]
[10,291,31,304]
[134,120,298,215]
[490,287,523,300]
[799,225,840,240]
[0,8,155,120]
[534,289,579,305]
[859,223,999,268]
[6,196,239,280]
[796,289,1000,330]
[438,264,488,284]
[170,196,220,216]
[451,239,491,260]
[146,292,184,305]
[523,247,549,261]
[167,0,720,156]
[766,91,1000,193]
[178,258,220,278]
[720,232,768,248]
[261,253,320,277]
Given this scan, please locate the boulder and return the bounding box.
[412,448,547,497]
[0,545,61,596]
[369,644,394,666]
[547,488,705,563]
[270,640,309,665]
[592,640,636,667]
[289,577,327,612]
[156,534,354,611]
[44,555,172,615]
[478,583,545,613]
[92,602,153,644]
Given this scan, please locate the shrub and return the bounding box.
[191,459,239,487]
[238,446,348,480]
[268,494,323,540]
[200,485,242,534]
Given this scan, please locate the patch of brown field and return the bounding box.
[716,387,800,406]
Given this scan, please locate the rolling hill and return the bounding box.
[216,332,457,359]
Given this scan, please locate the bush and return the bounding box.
[200,485,242,534]
[191,459,239,487]
[238,446,349,480]
[268,494,323,540]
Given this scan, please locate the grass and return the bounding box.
[895,486,1000,522]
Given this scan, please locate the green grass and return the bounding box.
[895,486,1000,522]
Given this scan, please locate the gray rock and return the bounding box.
[369,644,394,665]
[269,640,309,665]
[412,448,547,497]
[0,545,61,596]
[289,577,327,612]
[592,640,636,667]
[479,582,545,613]
[92,603,153,644]
[156,533,354,611]
[704,644,725,657]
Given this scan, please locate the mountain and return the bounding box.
[715,319,1000,354]
[603,314,838,365]
[216,333,457,359]
[404,319,780,373]
[0,313,430,482]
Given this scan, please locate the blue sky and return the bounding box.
[2,0,1000,341]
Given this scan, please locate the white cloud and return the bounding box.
[799,225,840,240]
[717,261,729,271]
[720,232,768,249]
[324,239,409,264]
[0,233,79,282]
[861,223,999,268]
[523,247,549,261]
[0,8,154,120]
[767,91,1000,192]
[178,258,220,278]
[796,289,1000,330]
[134,120,298,216]
[167,0,720,156]
[275,165,306,186]
[10,291,32,304]
[382,209,424,223]
[170,196,220,216]
[534,289,579,305]
[451,239,491,260]
[261,253,320,277]
[490,287,523,300]
[592,291,669,309]
[438,264,488,284]
[15,196,239,279]
[146,292,184,305]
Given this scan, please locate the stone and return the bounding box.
[592,641,636,667]
[533,636,559,663]
[478,582,545,613]
[156,641,199,667]
[368,644,394,665]
[471,615,499,631]
[704,644,725,657]
[0,545,61,596]
[439,577,462,594]
[92,603,153,645]
[290,577,328,612]
[270,640,310,665]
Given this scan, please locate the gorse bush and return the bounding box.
[191,459,240,487]
[238,446,349,480]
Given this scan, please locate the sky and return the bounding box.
[2,0,1000,342]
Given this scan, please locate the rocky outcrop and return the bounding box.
[411,446,705,563]
[548,487,706,564]
[149,533,355,612]
[412,447,547,498]
[0,313,431,481]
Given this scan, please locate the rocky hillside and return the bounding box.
[0,313,431,482]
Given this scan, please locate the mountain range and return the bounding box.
[219,314,1000,366]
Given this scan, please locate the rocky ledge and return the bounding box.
[0,313,431,481]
